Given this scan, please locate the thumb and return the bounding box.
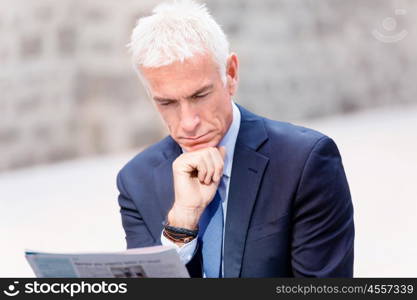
[218,146,227,161]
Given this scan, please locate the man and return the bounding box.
[117,0,354,278]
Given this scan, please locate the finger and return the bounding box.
[202,150,215,185]
[209,148,224,182]
[193,154,207,183]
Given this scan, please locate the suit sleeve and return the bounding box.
[117,171,156,249]
[291,136,355,277]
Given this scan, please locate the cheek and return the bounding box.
[208,102,229,131]
[157,108,179,132]
[203,100,222,125]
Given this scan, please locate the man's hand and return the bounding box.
[167,146,226,231]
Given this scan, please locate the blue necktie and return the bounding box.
[198,179,224,278]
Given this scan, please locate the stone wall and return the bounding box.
[1,0,416,171]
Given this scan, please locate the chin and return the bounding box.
[180,138,221,152]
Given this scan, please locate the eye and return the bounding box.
[159,101,174,106]
[193,93,209,99]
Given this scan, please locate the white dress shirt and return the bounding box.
[160,101,241,273]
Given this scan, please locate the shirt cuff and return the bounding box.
[160,230,198,265]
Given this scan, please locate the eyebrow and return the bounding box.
[185,84,213,100]
[153,84,214,103]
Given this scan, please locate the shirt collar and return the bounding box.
[218,101,240,178]
[180,101,241,178]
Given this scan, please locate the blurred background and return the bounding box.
[1,0,416,277]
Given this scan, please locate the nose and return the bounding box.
[179,103,201,134]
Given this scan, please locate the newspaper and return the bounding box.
[25,245,189,278]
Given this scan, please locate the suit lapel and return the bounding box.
[223,106,269,277]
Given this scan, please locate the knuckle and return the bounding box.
[196,155,204,165]
[199,164,207,173]
[217,160,224,169]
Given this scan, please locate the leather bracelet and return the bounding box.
[163,222,199,237]
[163,229,196,243]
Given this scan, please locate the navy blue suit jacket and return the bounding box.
[117,104,354,277]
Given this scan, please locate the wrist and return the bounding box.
[167,204,202,230]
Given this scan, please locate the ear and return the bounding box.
[226,53,239,96]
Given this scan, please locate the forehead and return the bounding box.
[140,53,219,97]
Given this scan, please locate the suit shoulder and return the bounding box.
[262,117,329,150]
[118,136,172,179]
[258,117,340,181]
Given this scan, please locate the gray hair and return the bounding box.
[127,0,230,85]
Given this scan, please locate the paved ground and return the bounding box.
[1,104,416,277]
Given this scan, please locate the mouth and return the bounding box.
[182,132,209,140]
[180,132,213,145]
